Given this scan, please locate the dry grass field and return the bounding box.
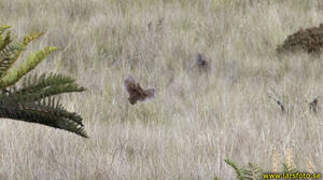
[0,0,322,179]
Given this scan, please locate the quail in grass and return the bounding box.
[197,53,207,66]
[124,75,155,105]
[196,53,209,73]
[309,97,319,113]
[268,95,285,113]
[275,99,285,113]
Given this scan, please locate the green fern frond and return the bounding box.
[282,163,297,173]
[0,25,13,50]
[225,159,243,180]
[0,31,14,51]
[224,159,304,180]
[22,32,44,46]
[225,159,263,180]
[240,163,263,180]
[0,24,88,138]
[22,73,76,90]
[7,73,85,102]
[11,83,85,102]
[0,41,25,78]
[0,46,57,88]
[0,25,11,34]
[0,97,88,137]
[0,30,44,79]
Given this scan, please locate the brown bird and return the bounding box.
[309,97,319,113]
[268,95,285,113]
[124,75,155,105]
[197,53,210,73]
[197,53,208,67]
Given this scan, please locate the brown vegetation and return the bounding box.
[277,23,323,55]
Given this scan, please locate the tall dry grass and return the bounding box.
[0,0,322,179]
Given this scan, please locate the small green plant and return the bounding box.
[223,158,304,180]
[0,25,88,138]
[224,159,263,180]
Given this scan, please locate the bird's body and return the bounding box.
[197,53,210,73]
[124,75,155,105]
[309,98,319,113]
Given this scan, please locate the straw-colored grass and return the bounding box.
[0,0,322,179]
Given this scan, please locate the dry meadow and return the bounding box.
[0,0,322,179]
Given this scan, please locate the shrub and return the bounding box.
[277,24,323,55]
